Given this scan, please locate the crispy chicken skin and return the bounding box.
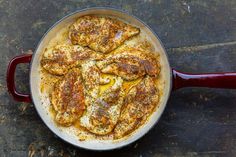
[114,76,159,139]
[51,68,86,126]
[69,16,140,53]
[96,47,161,81]
[41,44,103,75]
[80,77,125,135]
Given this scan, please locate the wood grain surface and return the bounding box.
[0,0,236,156]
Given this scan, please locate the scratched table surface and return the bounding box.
[0,0,236,157]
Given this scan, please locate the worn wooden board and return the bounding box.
[0,0,236,156]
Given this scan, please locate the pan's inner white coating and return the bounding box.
[31,9,171,150]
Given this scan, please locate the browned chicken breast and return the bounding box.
[40,14,163,140]
[41,44,103,75]
[69,16,140,53]
[114,76,159,139]
[80,77,125,135]
[51,68,86,126]
[80,60,101,98]
[96,47,160,81]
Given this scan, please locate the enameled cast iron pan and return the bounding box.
[6,8,236,150]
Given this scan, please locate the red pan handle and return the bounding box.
[7,54,32,103]
[172,69,236,90]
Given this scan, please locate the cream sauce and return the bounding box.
[40,17,163,141]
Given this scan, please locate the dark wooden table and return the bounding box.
[0,0,236,156]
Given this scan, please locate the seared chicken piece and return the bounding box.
[51,68,86,126]
[81,61,101,98]
[96,47,160,81]
[114,76,159,139]
[41,44,103,75]
[69,16,140,53]
[80,77,125,135]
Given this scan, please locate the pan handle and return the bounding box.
[172,69,236,90]
[7,54,32,103]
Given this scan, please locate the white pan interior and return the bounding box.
[30,8,172,150]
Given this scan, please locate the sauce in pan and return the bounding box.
[40,15,162,141]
